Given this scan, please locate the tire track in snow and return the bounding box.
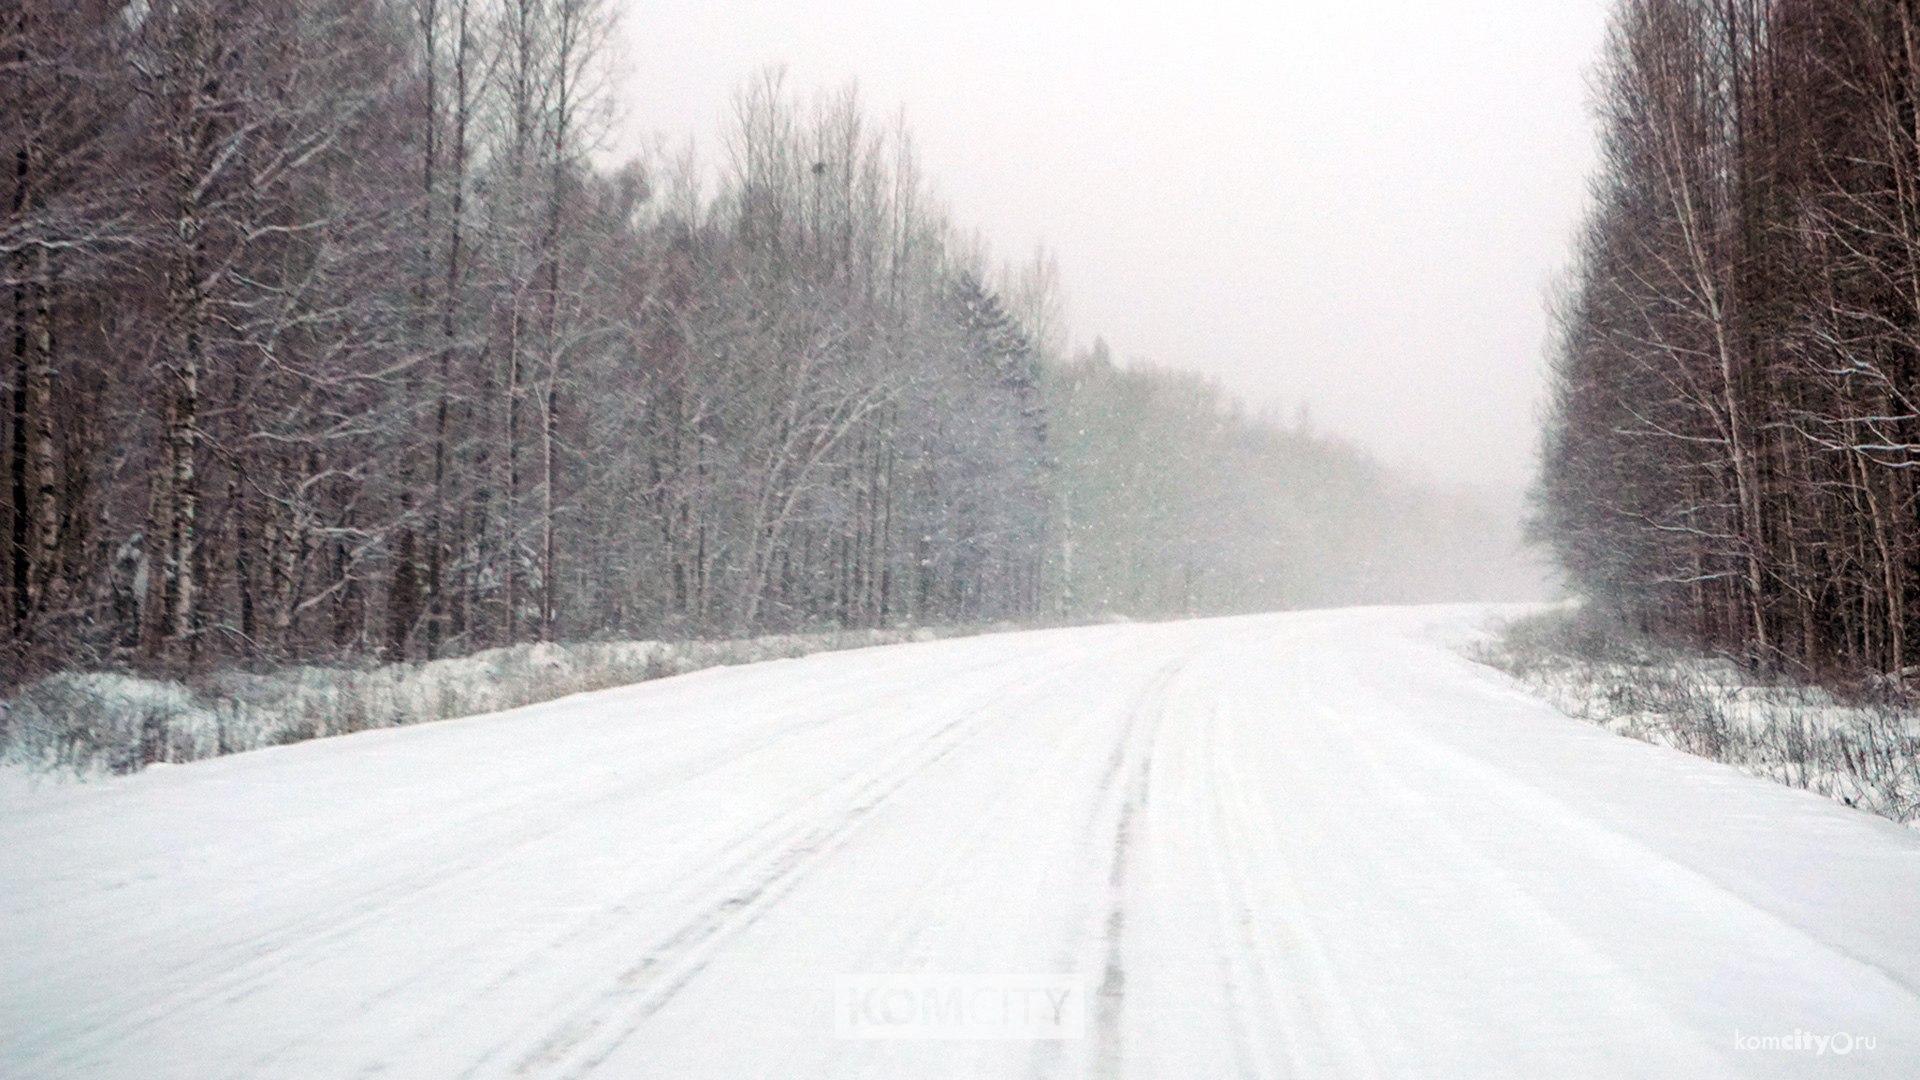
[1194,699,1278,1080]
[1087,659,1182,1078]
[1202,643,1387,1080]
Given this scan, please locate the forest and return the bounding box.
[2,0,1525,689]
[1539,0,1920,686]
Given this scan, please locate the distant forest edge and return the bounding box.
[1539,0,1920,687]
[2,1,1532,684]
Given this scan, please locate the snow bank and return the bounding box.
[1477,609,1920,825]
[0,626,954,778]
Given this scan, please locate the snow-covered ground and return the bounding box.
[3,605,1917,1079]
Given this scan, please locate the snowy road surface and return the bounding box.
[5,606,1920,1079]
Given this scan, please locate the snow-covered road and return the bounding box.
[5,606,1919,1079]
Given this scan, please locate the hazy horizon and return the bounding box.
[609,0,1611,494]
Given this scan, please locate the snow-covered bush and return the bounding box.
[0,626,968,777]
[2,673,219,774]
[1477,609,1920,825]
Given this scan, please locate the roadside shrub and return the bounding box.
[1,625,988,778]
[1477,608,1920,826]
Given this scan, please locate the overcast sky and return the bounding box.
[609,0,1611,492]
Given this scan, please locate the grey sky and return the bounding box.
[610,1,1610,492]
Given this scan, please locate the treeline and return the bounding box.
[1540,0,1920,683]
[4,0,1525,686]
[2,0,1058,680]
